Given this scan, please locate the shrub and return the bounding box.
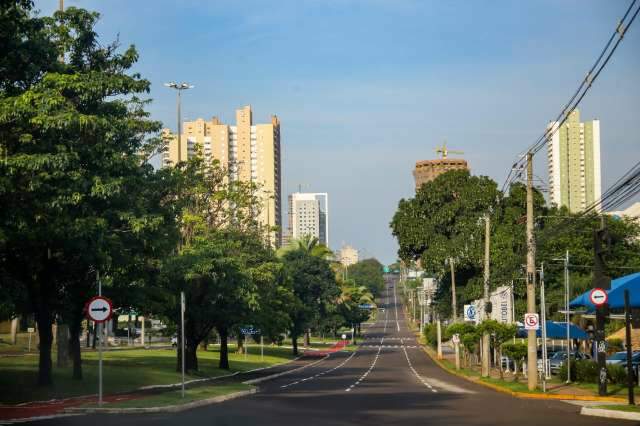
[558,360,577,382]
[560,359,630,384]
[575,359,599,382]
[607,338,624,354]
[423,324,438,348]
[608,364,629,384]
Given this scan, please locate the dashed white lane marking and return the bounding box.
[360,344,418,349]
[345,337,383,392]
[280,350,357,389]
[393,281,400,332]
[403,345,437,393]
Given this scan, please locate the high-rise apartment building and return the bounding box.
[287,192,329,246]
[163,105,281,245]
[547,109,601,213]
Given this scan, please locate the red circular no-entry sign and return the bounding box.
[589,288,608,307]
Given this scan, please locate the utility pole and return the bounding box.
[540,262,548,391]
[526,152,538,391]
[481,215,491,377]
[564,251,571,383]
[593,216,611,396]
[449,258,457,322]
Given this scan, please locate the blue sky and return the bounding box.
[36,0,640,264]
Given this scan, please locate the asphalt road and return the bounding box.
[31,276,635,425]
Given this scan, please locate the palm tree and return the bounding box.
[277,235,333,259]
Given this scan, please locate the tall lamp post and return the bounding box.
[164,82,194,163]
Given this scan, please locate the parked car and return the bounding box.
[606,351,640,366]
[549,351,590,374]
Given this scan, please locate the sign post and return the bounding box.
[181,291,185,398]
[452,334,461,370]
[84,274,113,406]
[27,327,35,352]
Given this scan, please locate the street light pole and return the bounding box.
[164,82,194,164]
[564,251,571,383]
[526,152,538,390]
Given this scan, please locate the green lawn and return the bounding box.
[592,404,640,413]
[547,377,640,397]
[0,344,294,404]
[84,383,253,409]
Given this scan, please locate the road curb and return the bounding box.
[62,388,257,414]
[420,344,627,403]
[580,406,640,421]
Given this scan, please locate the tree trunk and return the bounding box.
[498,348,504,380]
[56,322,70,368]
[237,333,245,354]
[291,332,299,356]
[10,317,19,344]
[69,316,83,380]
[218,327,229,370]
[185,341,198,371]
[86,321,91,348]
[35,310,53,386]
[304,329,310,347]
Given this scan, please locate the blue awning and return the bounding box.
[516,321,588,339]
[569,272,640,311]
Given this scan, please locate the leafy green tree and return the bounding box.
[156,229,251,371]
[0,4,176,385]
[281,249,340,355]
[348,258,385,297]
[502,343,527,379]
[337,280,375,335]
[477,320,517,378]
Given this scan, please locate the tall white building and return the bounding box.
[287,192,329,246]
[547,109,602,213]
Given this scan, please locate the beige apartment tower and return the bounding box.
[163,105,281,246]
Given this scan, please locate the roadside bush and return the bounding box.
[424,324,438,348]
[560,360,630,384]
[607,338,623,354]
[558,360,577,382]
[608,364,629,384]
[575,359,599,382]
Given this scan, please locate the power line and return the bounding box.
[501,0,639,193]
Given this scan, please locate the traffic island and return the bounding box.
[581,404,640,421]
[65,383,256,414]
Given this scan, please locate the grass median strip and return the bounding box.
[0,344,294,404]
[81,383,253,409]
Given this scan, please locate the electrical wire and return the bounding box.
[501,0,639,193]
